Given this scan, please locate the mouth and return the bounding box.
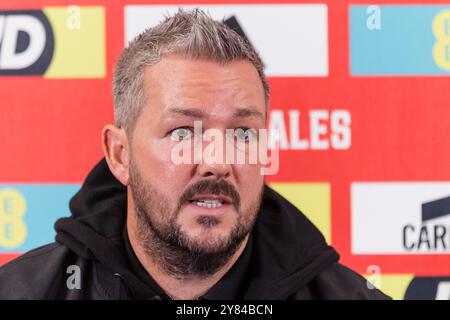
[188,194,233,209]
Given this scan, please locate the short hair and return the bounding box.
[112,8,269,134]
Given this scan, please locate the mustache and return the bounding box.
[178,179,241,211]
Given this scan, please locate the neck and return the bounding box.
[127,213,248,300]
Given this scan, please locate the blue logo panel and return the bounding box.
[350,5,450,75]
[0,184,80,253]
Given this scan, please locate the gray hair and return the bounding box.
[112,8,269,134]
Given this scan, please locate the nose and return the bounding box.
[194,128,233,179]
[197,162,231,179]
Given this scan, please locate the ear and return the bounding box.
[102,124,130,186]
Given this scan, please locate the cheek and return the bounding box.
[141,139,193,194]
[236,164,264,203]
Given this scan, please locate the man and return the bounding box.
[0,9,389,300]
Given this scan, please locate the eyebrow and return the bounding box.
[232,108,264,121]
[165,107,207,119]
[164,107,264,121]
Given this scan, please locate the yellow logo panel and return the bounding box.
[43,6,105,78]
[365,274,414,300]
[269,183,331,244]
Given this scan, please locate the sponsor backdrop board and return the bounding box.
[1,0,449,300]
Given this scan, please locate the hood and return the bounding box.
[55,159,339,299]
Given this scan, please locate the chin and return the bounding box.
[185,227,232,253]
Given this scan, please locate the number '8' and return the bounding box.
[433,10,450,71]
[0,189,27,249]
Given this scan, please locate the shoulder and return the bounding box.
[0,243,83,299]
[292,262,391,300]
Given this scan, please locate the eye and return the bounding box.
[234,128,257,142]
[170,127,193,141]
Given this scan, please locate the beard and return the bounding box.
[129,158,263,279]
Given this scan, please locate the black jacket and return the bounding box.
[0,159,390,300]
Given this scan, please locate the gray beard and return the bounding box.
[129,160,262,279]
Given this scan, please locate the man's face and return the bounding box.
[128,56,266,261]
